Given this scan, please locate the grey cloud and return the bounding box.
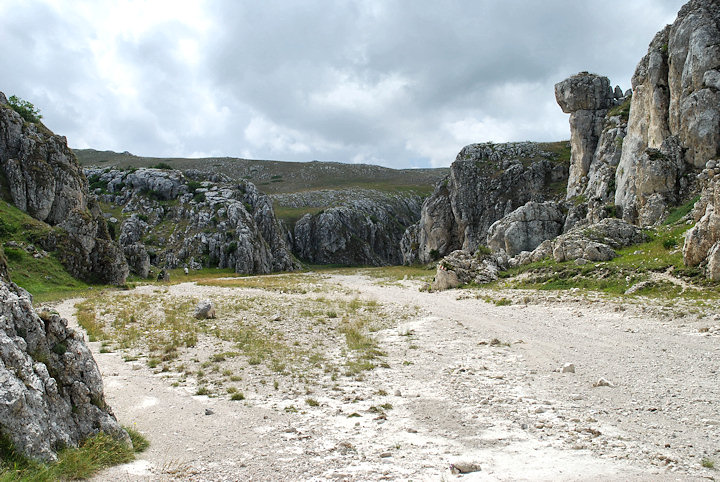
[1,0,688,168]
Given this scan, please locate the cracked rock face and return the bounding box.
[402,142,568,265]
[0,248,129,462]
[486,201,566,257]
[615,0,720,224]
[683,164,720,279]
[87,168,298,275]
[0,92,128,284]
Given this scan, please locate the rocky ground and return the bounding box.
[52,272,720,481]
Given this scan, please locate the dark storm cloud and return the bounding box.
[0,0,687,168]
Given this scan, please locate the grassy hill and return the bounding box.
[73,149,449,195]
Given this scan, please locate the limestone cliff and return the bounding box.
[615,0,720,225]
[401,142,569,264]
[86,167,298,275]
[291,192,422,266]
[0,247,129,461]
[0,92,128,284]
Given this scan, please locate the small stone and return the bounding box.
[194,300,216,320]
[561,363,576,373]
[593,377,614,387]
[379,452,392,458]
[204,408,214,416]
[450,461,482,474]
[394,390,402,397]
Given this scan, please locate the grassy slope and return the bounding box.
[0,200,89,301]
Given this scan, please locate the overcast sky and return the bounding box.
[1,0,686,168]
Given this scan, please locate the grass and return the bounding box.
[73,271,399,400]
[664,195,700,225]
[0,200,90,301]
[494,223,719,300]
[0,428,148,481]
[702,458,715,469]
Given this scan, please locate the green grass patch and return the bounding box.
[494,224,719,299]
[664,195,700,225]
[0,201,91,301]
[0,429,145,481]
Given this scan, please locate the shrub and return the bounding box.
[8,95,42,123]
[152,162,173,170]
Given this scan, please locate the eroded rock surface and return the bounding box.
[486,201,566,257]
[555,73,617,199]
[513,218,647,266]
[683,161,720,279]
[615,0,720,224]
[0,248,128,461]
[402,142,568,264]
[86,168,298,275]
[291,192,422,266]
[0,92,128,284]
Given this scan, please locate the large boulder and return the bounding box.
[615,0,720,224]
[486,201,566,256]
[0,92,128,284]
[0,250,129,461]
[431,250,504,291]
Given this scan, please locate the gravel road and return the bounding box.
[56,274,720,481]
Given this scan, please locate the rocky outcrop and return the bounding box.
[0,92,128,284]
[86,168,297,275]
[430,250,505,291]
[0,249,129,461]
[293,193,422,265]
[615,0,720,225]
[555,73,618,198]
[486,201,566,257]
[683,161,720,279]
[511,218,647,266]
[402,142,569,264]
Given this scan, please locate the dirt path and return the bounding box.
[54,274,720,481]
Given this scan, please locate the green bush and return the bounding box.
[7,95,42,123]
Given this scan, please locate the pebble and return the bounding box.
[593,378,614,388]
[205,408,214,415]
[450,461,482,474]
[561,363,576,373]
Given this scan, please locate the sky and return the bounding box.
[0,0,687,169]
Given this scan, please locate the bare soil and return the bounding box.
[54,273,720,481]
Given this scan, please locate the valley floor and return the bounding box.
[54,273,719,481]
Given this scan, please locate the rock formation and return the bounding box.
[513,218,647,266]
[430,250,505,291]
[555,73,618,199]
[486,201,566,257]
[402,142,569,264]
[292,193,422,266]
[0,246,129,461]
[0,92,128,284]
[683,160,720,279]
[615,0,720,225]
[85,167,297,275]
